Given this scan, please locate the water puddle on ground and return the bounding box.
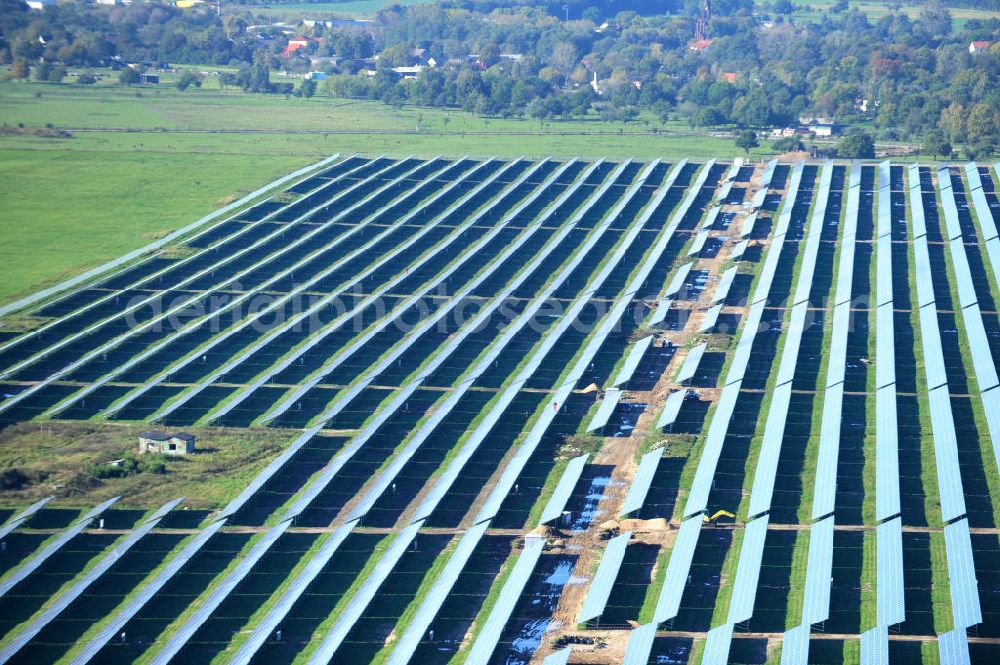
[571,476,611,531]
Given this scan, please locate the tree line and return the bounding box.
[1,0,998,155]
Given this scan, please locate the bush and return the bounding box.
[772,135,805,152]
[176,70,201,91]
[86,453,168,480]
[0,468,30,490]
[838,131,875,159]
[77,72,97,85]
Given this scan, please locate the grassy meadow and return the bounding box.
[779,1,1000,27]
[0,421,296,509]
[0,79,774,307]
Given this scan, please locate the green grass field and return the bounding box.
[0,421,295,508]
[780,1,1000,27]
[240,0,434,19]
[0,80,779,307]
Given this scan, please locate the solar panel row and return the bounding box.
[168,158,559,423]
[577,531,632,623]
[5,157,454,416]
[0,151,355,366]
[538,454,591,525]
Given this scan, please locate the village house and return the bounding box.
[139,431,196,456]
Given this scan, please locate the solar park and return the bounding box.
[1,155,1000,665]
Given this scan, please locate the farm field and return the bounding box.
[0,81,772,306]
[239,0,435,19]
[0,153,999,665]
[779,1,1000,27]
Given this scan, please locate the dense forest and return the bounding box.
[1,0,998,155]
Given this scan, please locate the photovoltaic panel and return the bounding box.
[5,157,465,416]
[750,188,768,210]
[966,162,999,241]
[0,151,342,320]
[217,426,323,519]
[759,159,778,188]
[664,262,694,297]
[876,235,894,307]
[613,336,655,387]
[731,238,749,260]
[130,158,525,424]
[791,160,834,306]
[913,237,936,308]
[726,301,766,386]
[688,228,710,256]
[927,386,967,521]
[860,625,889,665]
[728,515,770,623]
[876,517,905,626]
[877,160,892,239]
[233,520,358,665]
[713,267,737,304]
[0,501,176,662]
[148,519,290,664]
[622,623,657,665]
[653,515,702,622]
[648,298,673,327]
[587,388,622,432]
[620,448,663,516]
[475,382,575,523]
[751,231,785,304]
[938,627,972,665]
[875,304,896,389]
[920,307,949,390]
[775,302,808,387]
[938,166,965,240]
[944,518,982,629]
[780,624,810,665]
[910,164,928,239]
[539,454,591,525]
[748,382,792,517]
[464,535,545,664]
[657,389,689,430]
[191,159,559,423]
[257,159,628,429]
[685,382,741,516]
[0,497,51,541]
[773,162,805,239]
[69,520,226,665]
[984,236,1000,299]
[812,383,844,520]
[433,160,697,526]
[741,211,758,237]
[699,304,723,332]
[578,531,632,623]
[826,302,851,388]
[704,205,722,228]
[834,163,862,306]
[385,521,490,665]
[718,159,742,192]
[0,496,119,598]
[307,520,423,665]
[717,180,734,202]
[802,516,834,625]
[962,303,1000,392]
[702,622,735,665]
[675,342,707,385]
[950,238,981,309]
[980,387,1000,472]
[875,385,901,521]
